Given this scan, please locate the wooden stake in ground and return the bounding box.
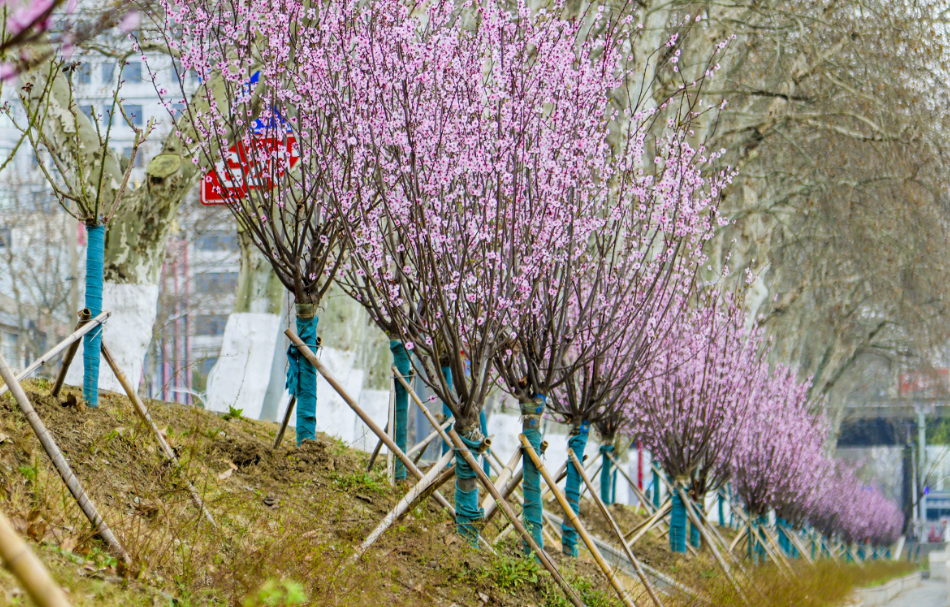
[570,451,664,607]
[447,428,585,607]
[676,487,748,601]
[273,397,297,450]
[0,509,72,607]
[100,342,216,527]
[287,330,455,515]
[50,309,92,398]
[0,351,131,565]
[0,311,111,398]
[520,434,637,607]
[353,449,456,560]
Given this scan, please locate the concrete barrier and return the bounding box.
[854,572,921,606]
[933,550,949,580]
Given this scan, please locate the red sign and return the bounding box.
[899,369,950,399]
[201,134,298,205]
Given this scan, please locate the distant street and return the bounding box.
[881,579,946,607]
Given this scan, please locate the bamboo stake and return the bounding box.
[607,453,656,514]
[626,500,672,545]
[730,525,748,553]
[353,449,455,559]
[677,487,748,600]
[51,310,90,398]
[486,469,524,527]
[407,419,453,459]
[406,464,457,513]
[448,428,584,607]
[481,448,521,515]
[785,527,815,566]
[100,342,216,527]
[0,509,72,607]
[747,522,793,578]
[760,524,797,575]
[0,311,112,398]
[288,331,456,516]
[366,421,389,471]
[570,451,665,607]
[387,382,395,483]
[0,351,131,565]
[520,434,637,607]
[272,397,296,450]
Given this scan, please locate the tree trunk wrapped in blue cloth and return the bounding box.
[670,480,687,554]
[521,397,545,554]
[599,444,614,506]
[689,493,702,548]
[652,468,661,508]
[83,224,105,408]
[286,304,318,445]
[561,421,589,556]
[454,427,485,542]
[390,340,411,481]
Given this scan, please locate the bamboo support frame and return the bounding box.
[570,451,665,607]
[288,331,457,516]
[520,434,637,607]
[447,428,584,607]
[0,311,111,398]
[481,448,521,516]
[366,420,389,471]
[607,453,657,514]
[0,509,72,607]
[0,351,131,565]
[354,449,455,560]
[100,342,216,527]
[407,419,453,459]
[272,397,296,450]
[50,310,91,397]
[626,500,672,545]
[677,487,748,601]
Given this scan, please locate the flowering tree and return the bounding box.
[729,367,826,561]
[625,297,764,553]
[321,0,639,541]
[158,0,367,443]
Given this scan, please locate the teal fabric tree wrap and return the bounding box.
[390,341,411,481]
[611,470,617,503]
[286,305,318,445]
[599,444,614,505]
[82,224,105,408]
[521,397,545,554]
[689,494,701,548]
[454,427,485,542]
[718,493,725,527]
[670,482,687,554]
[440,366,454,455]
[479,409,490,476]
[561,422,589,557]
[652,468,661,508]
[777,519,788,555]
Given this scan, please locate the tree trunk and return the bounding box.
[560,423,590,556]
[520,396,545,554]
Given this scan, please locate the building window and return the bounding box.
[196,230,238,252]
[195,315,228,337]
[80,105,95,121]
[1,332,18,367]
[195,272,238,293]
[102,62,115,82]
[124,61,142,81]
[76,63,91,84]
[199,357,218,375]
[125,104,143,126]
[0,228,10,248]
[123,147,145,168]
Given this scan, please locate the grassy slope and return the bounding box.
[0,380,916,606]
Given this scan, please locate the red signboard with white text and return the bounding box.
[201,134,298,205]
[899,369,950,399]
